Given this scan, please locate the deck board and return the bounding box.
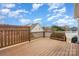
[0,38,79,56]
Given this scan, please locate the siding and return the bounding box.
[31,24,43,32]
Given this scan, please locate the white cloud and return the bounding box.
[53,7,66,13]
[48,15,56,21]
[33,18,42,23]
[0,8,10,15]
[55,19,68,26]
[0,4,29,18]
[64,15,69,19]
[47,13,62,21]
[54,16,78,27]
[19,18,42,25]
[15,9,29,13]
[8,11,19,17]
[19,18,31,25]
[47,6,66,21]
[47,14,51,17]
[48,3,64,11]
[33,18,41,21]
[0,8,29,18]
[8,9,29,18]
[2,3,15,8]
[32,3,44,11]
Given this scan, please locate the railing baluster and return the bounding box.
[4,30,7,47]
[0,30,3,48]
[0,30,1,48]
[20,30,21,43]
[0,25,30,48]
[3,31,5,47]
[14,30,15,44]
[13,30,14,44]
[10,30,12,45]
[7,30,9,46]
[1,30,3,47]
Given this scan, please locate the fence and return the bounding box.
[0,25,30,48]
[30,32,44,39]
[30,31,52,39]
[30,31,66,41]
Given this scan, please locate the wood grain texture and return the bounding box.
[0,38,78,56]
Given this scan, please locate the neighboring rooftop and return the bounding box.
[31,23,39,30]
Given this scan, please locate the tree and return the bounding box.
[51,26,65,31]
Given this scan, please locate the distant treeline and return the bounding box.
[51,26,77,31]
[51,26,65,31]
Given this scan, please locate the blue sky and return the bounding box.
[0,3,77,27]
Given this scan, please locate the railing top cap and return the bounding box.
[0,24,30,28]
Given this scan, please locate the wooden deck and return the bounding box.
[0,38,79,56]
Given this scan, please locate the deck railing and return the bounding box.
[0,25,30,48]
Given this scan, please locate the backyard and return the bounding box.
[0,3,78,56]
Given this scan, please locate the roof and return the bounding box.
[31,23,39,30]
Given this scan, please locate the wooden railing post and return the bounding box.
[43,31,45,38]
[28,27,31,42]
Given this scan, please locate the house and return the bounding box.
[74,3,79,43]
[69,27,78,31]
[31,23,44,32]
[30,23,44,39]
[43,27,52,32]
[74,4,79,32]
[43,27,52,37]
